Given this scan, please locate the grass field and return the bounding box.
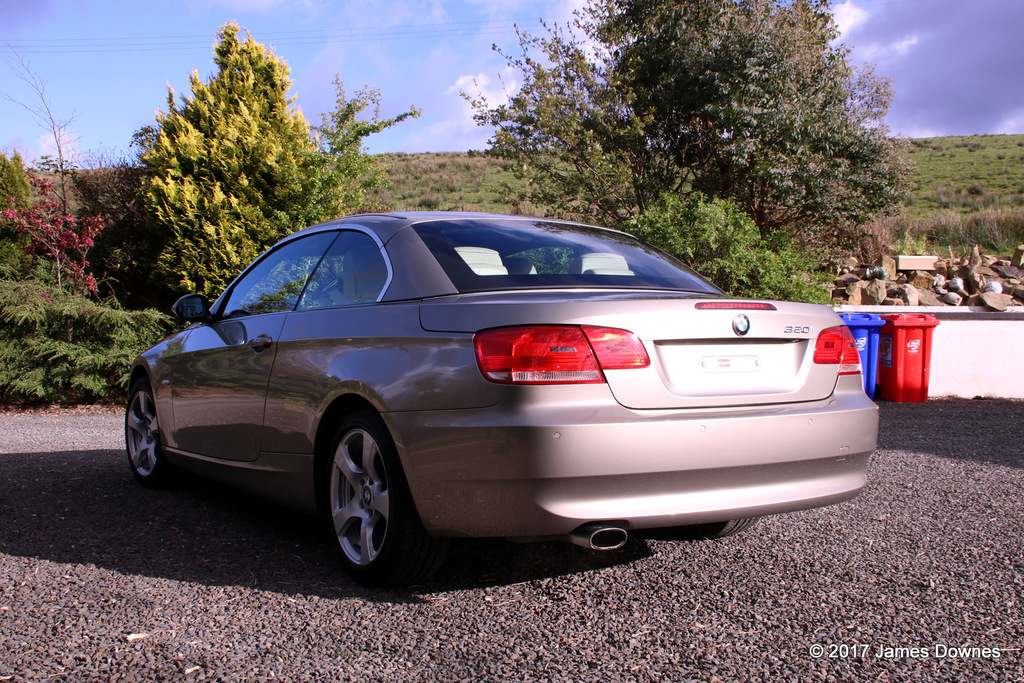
[884,134,1024,256]
[370,134,1024,257]
[906,133,1024,216]
[371,152,528,214]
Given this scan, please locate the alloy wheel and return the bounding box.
[330,428,391,566]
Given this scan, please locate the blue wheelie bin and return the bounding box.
[839,312,886,399]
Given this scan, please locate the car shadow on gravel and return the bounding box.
[428,536,654,593]
[0,448,655,602]
[876,398,1024,468]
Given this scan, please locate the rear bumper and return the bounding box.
[387,382,878,538]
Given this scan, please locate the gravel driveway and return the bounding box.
[1,400,1021,682]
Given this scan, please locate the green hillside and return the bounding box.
[907,134,1024,216]
[370,134,1024,255]
[370,152,530,215]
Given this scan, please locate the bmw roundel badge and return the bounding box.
[733,314,751,336]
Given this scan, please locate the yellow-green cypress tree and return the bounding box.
[143,23,314,297]
[0,152,33,272]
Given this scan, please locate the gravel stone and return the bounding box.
[0,400,1021,681]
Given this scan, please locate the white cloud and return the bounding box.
[406,114,492,153]
[996,107,1024,135]
[891,35,920,58]
[835,1,919,64]
[858,34,920,63]
[400,68,517,152]
[832,1,869,37]
[35,129,79,163]
[448,68,517,106]
[839,0,1024,136]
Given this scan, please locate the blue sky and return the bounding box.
[2,0,1023,164]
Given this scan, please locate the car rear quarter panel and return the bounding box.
[259,301,502,455]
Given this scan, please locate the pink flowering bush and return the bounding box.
[3,173,104,295]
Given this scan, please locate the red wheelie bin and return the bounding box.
[877,314,940,402]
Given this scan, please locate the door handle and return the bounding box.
[248,334,273,352]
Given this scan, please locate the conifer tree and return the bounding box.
[0,152,31,207]
[143,23,314,297]
[0,152,33,272]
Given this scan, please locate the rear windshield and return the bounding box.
[412,219,722,294]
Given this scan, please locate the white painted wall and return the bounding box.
[837,305,1024,400]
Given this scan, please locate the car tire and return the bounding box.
[125,378,174,487]
[324,410,448,586]
[686,517,760,539]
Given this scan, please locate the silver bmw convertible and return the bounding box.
[126,212,878,585]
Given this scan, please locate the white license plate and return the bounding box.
[700,356,759,373]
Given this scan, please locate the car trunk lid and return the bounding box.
[419,291,847,409]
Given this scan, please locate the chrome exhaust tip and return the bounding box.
[567,523,628,551]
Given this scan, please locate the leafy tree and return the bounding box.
[296,78,421,226]
[471,0,911,247]
[602,0,910,240]
[626,192,830,303]
[143,23,316,297]
[467,20,662,225]
[73,149,155,308]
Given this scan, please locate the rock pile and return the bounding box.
[831,245,1024,312]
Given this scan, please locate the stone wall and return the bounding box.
[830,245,1024,312]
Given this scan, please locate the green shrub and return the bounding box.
[624,193,831,304]
[0,271,170,405]
[72,157,159,309]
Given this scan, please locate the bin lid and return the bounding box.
[840,312,886,327]
[881,313,940,328]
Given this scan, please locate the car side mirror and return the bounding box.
[172,294,211,322]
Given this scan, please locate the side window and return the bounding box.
[221,233,338,318]
[297,231,389,310]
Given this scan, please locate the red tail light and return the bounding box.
[813,325,862,376]
[581,326,651,370]
[475,325,649,385]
